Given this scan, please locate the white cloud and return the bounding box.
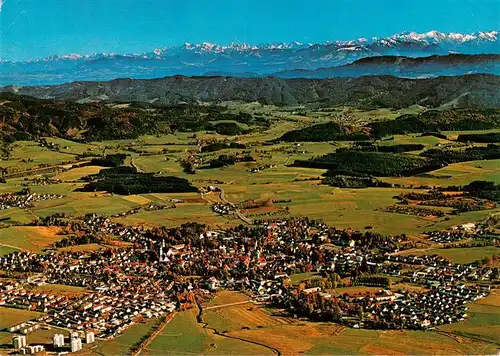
[0,0,3,12]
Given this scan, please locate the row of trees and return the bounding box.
[336,143,425,154]
[421,144,500,164]
[205,154,255,169]
[352,275,392,288]
[323,175,394,188]
[457,132,500,143]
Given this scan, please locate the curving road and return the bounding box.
[219,188,253,225]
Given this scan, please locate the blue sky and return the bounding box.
[0,0,498,61]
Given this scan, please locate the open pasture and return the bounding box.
[229,323,498,355]
[54,165,104,181]
[203,291,249,308]
[0,226,64,252]
[1,141,78,173]
[0,308,43,329]
[112,202,232,228]
[144,309,273,355]
[91,319,160,355]
[203,303,296,333]
[0,125,497,239]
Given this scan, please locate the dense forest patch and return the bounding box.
[463,181,500,202]
[78,166,198,195]
[87,154,128,167]
[293,151,443,177]
[212,122,248,136]
[201,142,247,153]
[277,109,500,143]
[457,132,500,143]
[0,93,262,141]
[203,154,255,169]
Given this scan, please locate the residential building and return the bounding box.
[85,331,95,344]
[71,335,83,352]
[53,333,65,348]
[13,335,27,349]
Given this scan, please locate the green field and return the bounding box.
[0,308,43,329]
[144,309,273,355]
[92,319,160,355]
[399,246,500,264]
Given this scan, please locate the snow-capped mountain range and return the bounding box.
[1,30,498,86]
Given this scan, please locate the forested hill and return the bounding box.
[2,74,500,109]
[0,92,264,141]
[2,91,499,143]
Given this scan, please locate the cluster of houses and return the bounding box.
[409,264,498,284]
[425,223,490,243]
[1,280,177,341]
[212,203,234,215]
[249,164,277,173]
[386,254,450,267]
[111,203,175,218]
[426,230,477,243]
[381,205,445,218]
[0,192,64,211]
[358,284,487,329]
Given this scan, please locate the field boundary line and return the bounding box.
[204,300,252,310]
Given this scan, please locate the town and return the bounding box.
[1,214,498,354]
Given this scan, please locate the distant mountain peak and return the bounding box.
[1,30,498,86]
[389,30,498,44]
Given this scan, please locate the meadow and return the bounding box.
[143,309,273,355]
[228,325,499,355]
[398,246,500,264]
[91,319,161,355]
